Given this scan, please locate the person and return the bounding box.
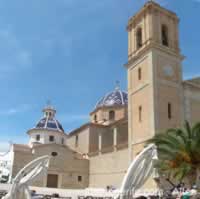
[190,185,197,199]
[181,188,191,199]
[172,188,179,198]
[106,186,110,192]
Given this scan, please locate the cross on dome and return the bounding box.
[115,80,120,90]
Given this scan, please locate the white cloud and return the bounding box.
[0,104,32,116]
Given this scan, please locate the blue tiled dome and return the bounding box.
[96,87,128,109]
[35,117,64,132]
[33,105,64,132]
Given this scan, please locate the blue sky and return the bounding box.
[0,0,199,151]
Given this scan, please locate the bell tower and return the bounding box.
[127,1,184,162]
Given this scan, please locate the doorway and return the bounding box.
[47,174,58,188]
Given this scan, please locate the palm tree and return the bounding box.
[148,121,200,188]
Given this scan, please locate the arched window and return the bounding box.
[138,67,142,80]
[75,135,79,147]
[168,103,172,119]
[139,106,142,122]
[49,135,54,142]
[61,138,64,145]
[162,25,169,47]
[136,28,143,49]
[36,134,40,141]
[109,110,115,120]
[94,114,97,123]
[78,176,82,182]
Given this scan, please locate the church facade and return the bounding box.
[2,0,200,190]
[9,86,129,189]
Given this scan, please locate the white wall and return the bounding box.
[29,130,67,146]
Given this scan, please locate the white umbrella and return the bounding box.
[3,155,50,199]
[118,144,158,198]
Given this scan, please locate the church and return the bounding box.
[2,0,200,190]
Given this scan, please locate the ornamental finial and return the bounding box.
[115,80,120,90]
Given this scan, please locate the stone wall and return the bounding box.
[12,144,89,189]
[89,148,129,188]
[67,127,90,154]
[89,126,105,154]
[184,83,200,125]
[90,106,127,125]
[88,121,128,188]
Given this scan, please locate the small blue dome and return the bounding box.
[35,117,64,132]
[96,87,128,109]
[33,105,64,132]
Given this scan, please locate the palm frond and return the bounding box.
[147,120,200,185]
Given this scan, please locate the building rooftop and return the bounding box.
[35,117,64,132]
[95,86,128,109]
[32,105,65,133]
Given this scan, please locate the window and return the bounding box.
[138,68,142,80]
[168,103,172,119]
[51,152,58,157]
[61,138,64,145]
[139,106,142,122]
[94,114,97,123]
[136,28,142,49]
[109,110,115,120]
[49,136,55,142]
[36,134,40,141]
[75,135,79,147]
[78,176,82,182]
[162,25,169,47]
